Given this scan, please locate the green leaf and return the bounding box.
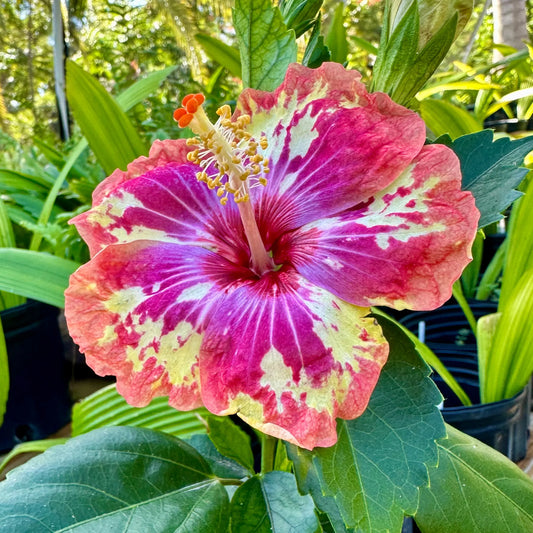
[71,383,209,439]
[0,249,80,308]
[0,439,69,476]
[115,65,178,110]
[66,60,148,175]
[415,425,533,532]
[0,318,8,427]
[234,0,297,90]
[460,230,484,298]
[302,16,331,68]
[206,416,255,472]
[187,433,252,480]
[451,130,533,228]
[324,3,347,64]
[372,0,419,96]
[289,316,445,531]
[420,99,483,139]
[0,169,51,192]
[391,13,457,106]
[195,33,242,78]
[279,0,323,38]
[230,471,319,533]
[0,426,230,532]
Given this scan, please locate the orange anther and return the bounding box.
[173,108,188,121]
[194,93,205,105]
[178,113,193,128]
[186,99,199,113]
[181,93,196,107]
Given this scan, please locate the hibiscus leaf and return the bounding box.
[288,315,445,531]
[0,426,231,532]
[206,415,255,472]
[187,433,252,480]
[450,129,533,228]
[233,0,297,91]
[414,425,533,531]
[229,471,319,532]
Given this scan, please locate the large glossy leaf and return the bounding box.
[66,60,148,175]
[195,33,242,78]
[289,315,445,532]
[234,0,297,90]
[230,471,319,533]
[71,383,208,439]
[415,425,533,532]
[0,426,230,532]
[0,249,80,308]
[450,130,533,228]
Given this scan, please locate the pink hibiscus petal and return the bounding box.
[92,139,191,204]
[237,63,427,242]
[72,161,250,265]
[199,267,389,449]
[65,241,235,410]
[278,144,479,310]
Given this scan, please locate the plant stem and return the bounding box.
[260,434,277,474]
[452,280,477,336]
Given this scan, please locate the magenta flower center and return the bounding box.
[174,93,275,276]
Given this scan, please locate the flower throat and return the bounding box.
[174,93,275,276]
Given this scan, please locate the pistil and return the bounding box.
[174,94,275,276]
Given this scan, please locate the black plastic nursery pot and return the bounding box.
[399,301,497,354]
[433,351,530,462]
[0,300,71,453]
[400,304,530,462]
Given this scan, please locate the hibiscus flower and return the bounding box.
[65,63,478,449]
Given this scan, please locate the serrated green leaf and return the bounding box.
[324,3,347,64]
[415,425,533,532]
[290,315,445,531]
[66,60,148,175]
[0,426,230,532]
[230,471,319,533]
[0,249,80,308]
[195,33,242,78]
[187,433,252,480]
[420,99,482,139]
[71,383,208,439]
[206,416,255,472]
[234,0,297,90]
[451,130,533,227]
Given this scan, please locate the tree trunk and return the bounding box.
[493,0,529,51]
[52,0,70,140]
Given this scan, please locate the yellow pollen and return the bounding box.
[174,98,269,206]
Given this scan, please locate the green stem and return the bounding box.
[452,280,477,337]
[260,434,277,474]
